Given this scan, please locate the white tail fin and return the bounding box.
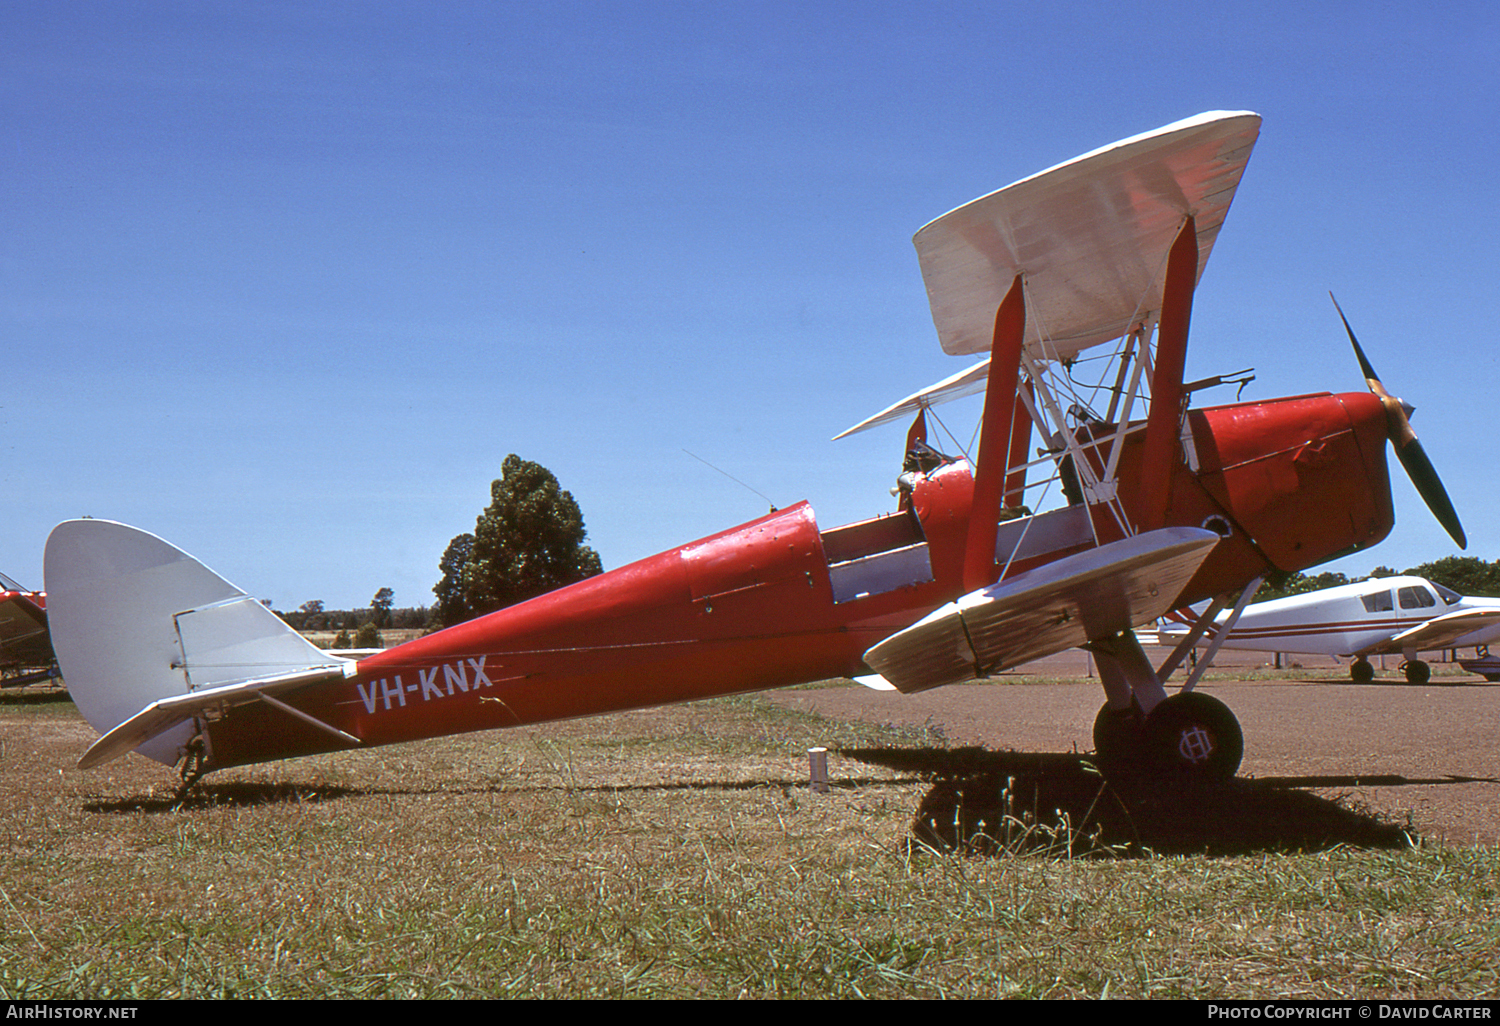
[45,520,352,767]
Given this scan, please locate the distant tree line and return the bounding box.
[1256,556,1500,602]
[274,589,430,633]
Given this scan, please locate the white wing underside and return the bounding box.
[833,359,993,440]
[863,527,1219,694]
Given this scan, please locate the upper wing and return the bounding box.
[863,527,1219,693]
[1362,609,1500,656]
[916,111,1260,360]
[833,358,991,439]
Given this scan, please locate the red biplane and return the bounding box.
[45,111,1464,786]
[0,571,56,686]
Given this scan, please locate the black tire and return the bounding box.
[1350,658,1375,684]
[1144,692,1243,779]
[1092,701,1144,776]
[1403,660,1430,685]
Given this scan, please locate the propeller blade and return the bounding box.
[1395,437,1467,550]
[1331,294,1467,550]
[1331,294,1387,397]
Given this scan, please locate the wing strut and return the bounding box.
[962,274,1026,592]
[1136,217,1197,530]
[1003,380,1033,509]
[1155,575,1264,695]
[1176,575,1264,693]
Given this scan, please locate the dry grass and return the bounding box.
[1,688,1498,999]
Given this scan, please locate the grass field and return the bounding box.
[2,685,1498,999]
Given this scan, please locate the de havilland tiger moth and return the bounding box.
[43,110,1469,788]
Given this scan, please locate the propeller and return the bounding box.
[1331,293,1467,550]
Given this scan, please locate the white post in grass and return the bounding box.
[808,747,829,793]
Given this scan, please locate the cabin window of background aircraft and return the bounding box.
[1398,586,1437,610]
[1361,590,1394,613]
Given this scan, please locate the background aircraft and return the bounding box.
[43,112,1466,789]
[1162,576,1500,685]
[0,572,56,686]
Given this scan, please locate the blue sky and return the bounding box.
[5,1,1497,610]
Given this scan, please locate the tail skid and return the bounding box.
[45,520,358,769]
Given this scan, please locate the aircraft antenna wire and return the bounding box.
[681,450,779,511]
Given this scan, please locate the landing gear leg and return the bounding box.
[1086,630,1161,777]
[1092,699,1144,776]
[1088,627,1244,780]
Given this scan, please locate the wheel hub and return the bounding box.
[1176,725,1216,764]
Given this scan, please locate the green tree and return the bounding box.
[297,600,328,631]
[460,455,603,619]
[370,587,395,628]
[1253,571,1349,603]
[1403,556,1500,597]
[354,622,383,649]
[433,532,474,627]
[432,456,604,627]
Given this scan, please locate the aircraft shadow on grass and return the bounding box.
[85,781,358,814]
[83,747,1476,859]
[841,747,1428,857]
[83,774,839,815]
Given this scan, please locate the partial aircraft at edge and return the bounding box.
[0,571,56,686]
[1160,576,1500,685]
[43,111,1470,789]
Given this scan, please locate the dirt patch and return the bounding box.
[766,667,1500,847]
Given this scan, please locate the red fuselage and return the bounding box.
[203,390,1394,769]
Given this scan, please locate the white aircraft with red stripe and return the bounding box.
[1162,576,1500,684]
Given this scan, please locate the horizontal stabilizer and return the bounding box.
[77,663,357,770]
[863,527,1218,694]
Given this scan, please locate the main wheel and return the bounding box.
[1144,692,1243,779]
[1092,701,1144,776]
[1403,660,1431,685]
[1350,658,1375,684]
